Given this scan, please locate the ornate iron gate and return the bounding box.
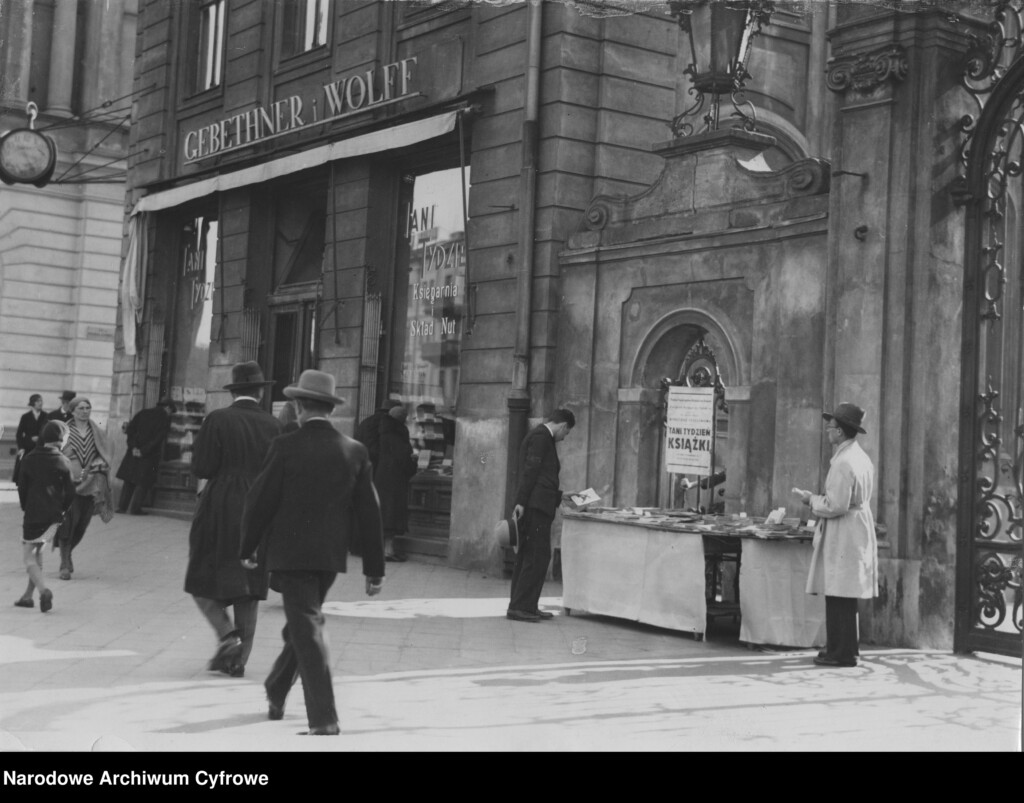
[955,2,1024,656]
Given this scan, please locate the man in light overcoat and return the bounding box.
[793,402,878,668]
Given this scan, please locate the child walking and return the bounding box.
[15,421,74,612]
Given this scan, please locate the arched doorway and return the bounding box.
[955,50,1024,656]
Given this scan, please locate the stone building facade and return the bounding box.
[114,0,1021,654]
[0,0,138,471]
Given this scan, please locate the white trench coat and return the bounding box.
[805,438,878,599]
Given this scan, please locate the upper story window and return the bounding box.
[281,0,331,59]
[189,0,226,94]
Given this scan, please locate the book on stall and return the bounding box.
[567,488,601,508]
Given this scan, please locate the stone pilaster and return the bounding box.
[46,0,79,116]
[824,10,982,648]
[1,0,34,103]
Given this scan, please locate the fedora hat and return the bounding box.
[283,369,345,406]
[494,513,520,554]
[60,390,76,402]
[823,402,866,434]
[223,361,274,390]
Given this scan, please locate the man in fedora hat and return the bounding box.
[184,361,282,678]
[241,369,385,735]
[115,397,176,516]
[50,391,76,424]
[793,402,878,668]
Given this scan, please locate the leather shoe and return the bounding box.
[39,589,53,613]
[59,569,71,581]
[302,723,340,735]
[506,609,540,623]
[227,664,244,678]
[14,598,34,609]
[267,699,284,721]
[813,654,857,668]
[532,610,554,619]
[208,634,242,671]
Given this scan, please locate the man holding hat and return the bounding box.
[241,369,385,735]
[115,398,177,516]
[184,361,282,678]
[793,402,878,668]
[50,391,76,424]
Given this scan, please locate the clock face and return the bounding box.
[0,128,57,186]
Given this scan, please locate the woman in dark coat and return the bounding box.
[13,394,48,483]
[374,403,417,562]
[15,421,74,611]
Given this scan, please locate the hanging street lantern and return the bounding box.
[668,0,775,138]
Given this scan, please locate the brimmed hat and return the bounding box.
[494,514,520,554]
[823,402,866,434]
[223,361,274,390]
[68,396,91,412]
[283,369,345,406]
[60,390,76,402]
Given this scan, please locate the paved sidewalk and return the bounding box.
[0,502,1019,753]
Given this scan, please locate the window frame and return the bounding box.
[278,0,332,63]
[183,0,227,98]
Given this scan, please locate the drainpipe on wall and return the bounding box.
[505,0,543,513]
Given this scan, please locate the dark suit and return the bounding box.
[509,424,563,613]
[184,398,282,670]
[12,410,48,484]
[115,406,172,513]
[241,418,385,730]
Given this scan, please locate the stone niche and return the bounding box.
[556,128,833,517]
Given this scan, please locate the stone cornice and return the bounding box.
[826,44,909,94]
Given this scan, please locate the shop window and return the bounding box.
[281,0,331,59]
[156,212,219,509]
[186,0,226,94]
[386,165,470,540]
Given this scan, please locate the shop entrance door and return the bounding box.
[268,296,319,412]
[955,52,1024,657]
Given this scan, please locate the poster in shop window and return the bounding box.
[665,386,715,475]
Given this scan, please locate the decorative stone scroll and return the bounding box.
[826,45,909,94]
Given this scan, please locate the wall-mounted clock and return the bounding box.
[0,128,57,187]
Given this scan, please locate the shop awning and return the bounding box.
[130,110,459,216]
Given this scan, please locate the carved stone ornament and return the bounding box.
[826,45,909,94]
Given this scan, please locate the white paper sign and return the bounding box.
[665,386,715,474]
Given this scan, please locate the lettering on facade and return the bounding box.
[183,58,418,163]
[182,247,213,311]
[407,238,464,339]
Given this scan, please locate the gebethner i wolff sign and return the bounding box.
[665,386,715,475]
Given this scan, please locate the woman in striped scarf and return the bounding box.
[54,397,113,580]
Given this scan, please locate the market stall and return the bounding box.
[561,507,831,647]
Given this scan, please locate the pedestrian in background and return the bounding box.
[375,401,416,562]
[241,369,385,735]
[793,402,878,668]
[507,408,576,623]
[13,393,48,484]
[49,390,76,424]
[15,421,74,612]
[54,397,113,581]
[116,398,176,516]
[184,361,282,678]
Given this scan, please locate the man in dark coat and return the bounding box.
[184,361,282,677]
[49,390,76,423]
[115,398,176,515]
[507,408,576,623]
[357,400,416,562]
[241,369,385,735]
